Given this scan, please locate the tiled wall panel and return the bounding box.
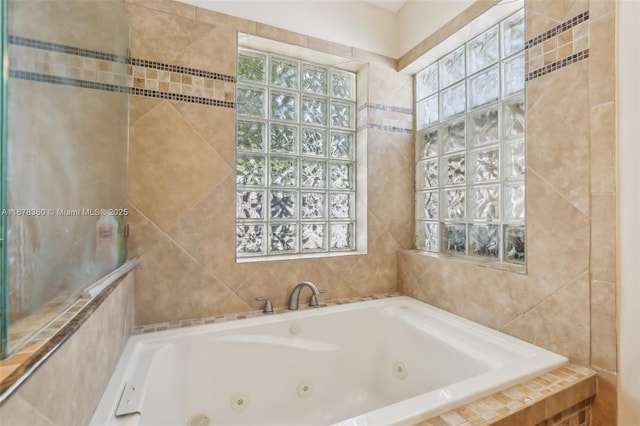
[398,1,617,424]
[124,0,414,325]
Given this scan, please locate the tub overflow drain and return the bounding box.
[393,362,408,379]
[230,393,250,412]
[187,412,211,426]
[297,381,313,398]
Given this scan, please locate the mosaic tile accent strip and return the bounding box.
[9,35,127,62]
[526,50,590,81]
[418,364,596,426]
[526,11,589,49]
[525,12,590,81]
[356,102,413,134]
[132,293,401,334]
[8,36,236,108]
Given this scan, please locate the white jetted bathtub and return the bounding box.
[91,296,567,426]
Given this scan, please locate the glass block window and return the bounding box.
[415,9,526,264]
[236,48,357,258]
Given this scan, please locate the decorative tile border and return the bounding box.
[419,364,595,426]
[8,36,236,108]
[526,50,590,81]
[356,102,413,135]
[133,293,401,334]
[526,12,590,81]
[526,11,590,49]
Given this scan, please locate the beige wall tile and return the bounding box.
[174,26,237,76]
[589,0,616,21]
[589,106,614,160]
[3,274,134,426]
[590,193,616,282]
[134,235,233,324]
[195,7,256,33]
[125,4,216,66]
[307,37,353,59]
[589,13,616,106]
[502,272,590,365]
[255,23,307,48]
[590,280,616,372]
[592,370,617,426]
[129,101,231,231]
[0,394,54,426]
[526,60,590,215]
[170,101,236,168]
[125,0,196,20]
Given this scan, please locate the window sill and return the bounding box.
[236,250,367,263]
[399,249,527,274]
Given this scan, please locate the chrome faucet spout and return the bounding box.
[288,281,325,310]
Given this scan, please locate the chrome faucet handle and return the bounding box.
[308,289,327,308]
[255,297,275,314]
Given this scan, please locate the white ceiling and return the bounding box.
[360,0,408,13]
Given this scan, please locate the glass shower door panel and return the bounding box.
[3,0,130,357]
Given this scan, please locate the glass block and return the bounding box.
[301,192,325,219]
[330,70,355,100]
[270,91,298,121]
[439,46,465,88]
[270,223,297,253]
[236,155,265,185]
[302,224,327,252]
[330,223,354,250]
[445,189,465,219]
[442,119,466,153]
[505,141,525,179]
[416,63,438,100]
[270,191,297,219]
[302,96,327,126]
[417,95,438,129]
[467,26,499,74]
[416,191,439,220]
[236,191,264,219]
[330,101,355,129]
[238,50,266,83]
[236,224,265,255]
[505,184,525,220]
[502,10,525,58]
[270,56,298,89]
[472,185,500,220]
[446,154,466,185]
[237,85,266,118]
[505,225,525,263]
[417,222,439,251]
[468,65,499,110]
[416,126,439,159]
[302,64,328,95]
[269,124,297,153]
[469,104,500,146]
[301,161,326,188]
[416,159,439,189]
[330,162,353,189]
[330,193,352,219]
[503,53,525,96]
[503,97,525,138]
[301,128,326,156]
[330,131,354,160]
[270,157,297,186]
[440,82,465,120]
[470,224,499,258]
[237,120,265,151]
[444,224,466,254]
[473,147,500,182]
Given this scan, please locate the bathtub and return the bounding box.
[91,296,567,426]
